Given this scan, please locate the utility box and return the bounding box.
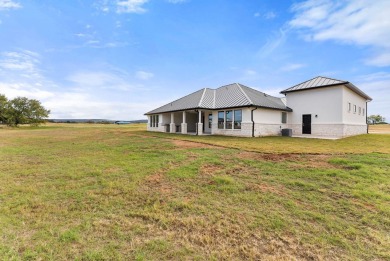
[282,128,292,137]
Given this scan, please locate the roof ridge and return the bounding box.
[213,89,216,108]
[198,88,207,107]
[236,83,253,104]
[317,75,348,83]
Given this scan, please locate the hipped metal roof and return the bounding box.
[280,76,372,101]
[145,83,292,115]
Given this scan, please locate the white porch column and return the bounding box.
[197,110,203,135]
[170,112,176,133]
[181,111,187,134]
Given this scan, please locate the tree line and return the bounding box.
[0,94,50,126]
[367,114,386,125]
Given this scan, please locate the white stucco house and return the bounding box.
[145,76,372,139]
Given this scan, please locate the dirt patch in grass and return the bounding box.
[170,139,221,149]
[145,173,174,195]
[199,164,225,176]
[245,182,287,196]
[238,151,335,169]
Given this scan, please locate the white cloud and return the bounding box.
[254,11,276,19]
[264,11,276,20]
[67,71,137,91]
[0,0,21,10]
[289,0,390,66]
[94,0,148,14]
[166,0,188,3]
[281,63,306,72]
[116,0,148,13]
[354,72,390,121]
[257,28,287,58]
[135,70,154,80]
[0,50,153,120]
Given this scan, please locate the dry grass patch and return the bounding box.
[0,124,389,260]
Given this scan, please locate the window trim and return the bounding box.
[218,111,225,129]
[234,110,242,129]
[225,110,233,129]
[281,112,287,124]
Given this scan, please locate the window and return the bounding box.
[281,112,287,123]
[358,107,361,115]
[226,110,233,129]
[353,105,357,113]
[156,115,159,127]
[150,116,153,127]
[218,111,224,129]
[234,110,242,129]
[348,102,351,112]
[208,114,212,128]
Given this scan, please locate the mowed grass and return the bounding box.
[0,123,389,260]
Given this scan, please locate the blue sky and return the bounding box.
[0,0,389,120]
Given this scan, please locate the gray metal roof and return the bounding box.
[145,83,292,115]
[280,76,372,101]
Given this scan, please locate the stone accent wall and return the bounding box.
[254,123,285,137]
[289,123,367,137]
[212,122,253,137]
[342,124,367,137]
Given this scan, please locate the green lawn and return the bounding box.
[0,124,389,260]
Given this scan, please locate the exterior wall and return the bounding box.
[252,108,288,137]
[342,86,367,125]
[286,86,343,136]
[285,85,368,137]
[207,108,288,137]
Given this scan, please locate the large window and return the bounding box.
[234,110,242,129]
[226,110,233,129]
[281,112,287,123]
[217,109,242,129]
[218,111,224,129]
[150,115,158,127]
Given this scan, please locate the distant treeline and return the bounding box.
[48,119,147,124]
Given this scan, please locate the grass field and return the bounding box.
[0,123,389,260]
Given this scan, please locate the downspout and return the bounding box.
[251,107,258,137]
[366,102,368,134]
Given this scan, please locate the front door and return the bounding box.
[302,114,311,134]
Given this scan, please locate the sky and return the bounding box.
[0,0,389,121]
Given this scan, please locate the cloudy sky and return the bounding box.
[0,0,389,120]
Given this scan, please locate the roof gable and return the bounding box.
[280,76,372,101]
[280,76,347,93]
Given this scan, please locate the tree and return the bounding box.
[367,114,386,124]
[0,94,8,124]
[0,94,50,126]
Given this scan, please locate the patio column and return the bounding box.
[181,111,187,134]
[197,110,203,135]
[170,112,176,133]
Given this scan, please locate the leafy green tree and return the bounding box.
[0,94,8,124]
[367,114,386,124]
[0,94,50,126]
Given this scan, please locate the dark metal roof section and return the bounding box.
[145,83,292,115]
[280,76,372,101]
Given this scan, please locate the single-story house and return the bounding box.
[145,76,372,138]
